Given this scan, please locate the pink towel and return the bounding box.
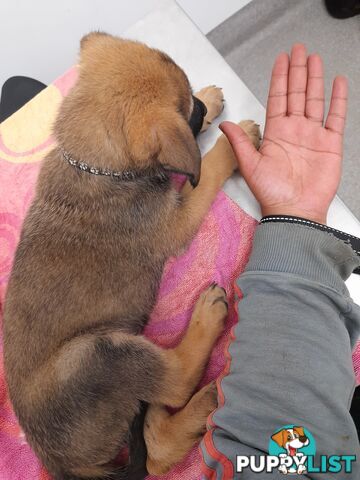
[1,68,359,480]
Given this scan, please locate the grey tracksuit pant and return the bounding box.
[200,223,360,479]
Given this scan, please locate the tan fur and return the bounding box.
[3,32,260,479]
[145,285,228,475]
[195,85,224,132]
[145,382,218,476]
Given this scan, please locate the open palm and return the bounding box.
[221,44,347,224]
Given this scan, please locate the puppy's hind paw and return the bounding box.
[188,382,218,438]
[190,282,228,341]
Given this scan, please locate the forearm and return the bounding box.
[201,223,360,479]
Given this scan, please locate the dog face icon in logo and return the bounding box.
[269,425,316,475]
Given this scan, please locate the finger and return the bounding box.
[266,52,289,120]
[219,121,260,178]
[306,54,324,124]
[288,43,307,116]
[325,76,348,136]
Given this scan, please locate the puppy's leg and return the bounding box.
[145,382,217,476]
[194,86,224,132]
[172,120,261,253]
[25,309,223,479]
[158,283,227,408]
[24,333,170,479]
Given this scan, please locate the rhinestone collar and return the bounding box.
[61,148,168,182]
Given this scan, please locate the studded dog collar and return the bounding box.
[60,148,168,182]
[60,95,207,182]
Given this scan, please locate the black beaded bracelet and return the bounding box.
[260,215,360,275]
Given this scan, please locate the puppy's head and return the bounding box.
[271,427,309,452]
[55,32,202,186]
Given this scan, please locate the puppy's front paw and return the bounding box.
[278,458,288,475]
[194,86,224,132]
[207,120,261,182]
[279,464,288,474]
[238,119,261,149]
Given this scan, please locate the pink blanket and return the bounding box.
[1,69,359,480]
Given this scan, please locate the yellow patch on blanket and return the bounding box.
[0,84,60,163]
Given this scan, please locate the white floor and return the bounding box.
[0,0,251,87]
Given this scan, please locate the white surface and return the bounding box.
[122,0,360,304]
[0,0,248,88]
[178,0,252,34]
[0,0,162,87]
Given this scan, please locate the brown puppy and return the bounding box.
[3,33,260,479]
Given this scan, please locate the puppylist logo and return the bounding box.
[236,425,356,475]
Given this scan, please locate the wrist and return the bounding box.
[259,215,360,276]
[245,222,359,289]
[261,206,327,225]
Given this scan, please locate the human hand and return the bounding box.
[220,44,348,224]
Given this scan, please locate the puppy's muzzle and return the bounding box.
[189,96,207,138]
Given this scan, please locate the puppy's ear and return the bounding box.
[80,31,110,50]
[271,429,287,447]
[293,426,305,437]
[156,114,201,187]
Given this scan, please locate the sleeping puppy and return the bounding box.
[3,33,260,480]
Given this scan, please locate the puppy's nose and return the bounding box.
[299,435,307,443]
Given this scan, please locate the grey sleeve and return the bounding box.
[200,223,360,479]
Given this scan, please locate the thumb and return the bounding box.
[219,121,260,178]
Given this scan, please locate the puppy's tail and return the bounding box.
[60,402,148,480]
